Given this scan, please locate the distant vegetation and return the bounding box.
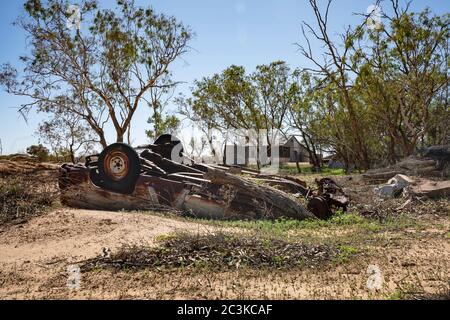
[0,0,447,171]
[179,0,449,171]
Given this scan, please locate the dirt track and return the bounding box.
[0,208,211,299]
[0,209,205,264]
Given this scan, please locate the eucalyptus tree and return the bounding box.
[298,0,371,169]
[38,110,97,163]
[181,63,296,169]
[0,0,192,147]
[350,2,449,158]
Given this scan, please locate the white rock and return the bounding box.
[375,174,415,198]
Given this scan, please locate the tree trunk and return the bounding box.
[113,126,127,144]
[294,151,302,173]
[69,145,75,164]
[256,138,261,170]
[99,136,107,149]
[342,88,370,170]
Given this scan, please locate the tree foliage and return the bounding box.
[182,1,448,170]
[180,62,295,168]
[145,77,180,141]
[0,0,192,147]
[294,0,449,169]
[37,111,97,163]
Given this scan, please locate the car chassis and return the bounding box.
[59,135,348,220]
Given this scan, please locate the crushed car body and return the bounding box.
[59,135,349,220]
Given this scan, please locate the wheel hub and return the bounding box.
[104,151,130,181]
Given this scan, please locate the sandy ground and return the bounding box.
[0,208,210,299]
[0,207,448,299]
[0,209,202,264]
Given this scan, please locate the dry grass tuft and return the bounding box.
[0,175,57,225]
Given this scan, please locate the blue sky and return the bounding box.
[0,0,448,154]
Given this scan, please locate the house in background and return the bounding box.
[282,136,310,163]
[223,135,310,166]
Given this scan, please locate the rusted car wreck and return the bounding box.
[59,135,348,220]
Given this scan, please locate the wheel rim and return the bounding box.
[104,150,130,181]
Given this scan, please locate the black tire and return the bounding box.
[153,134,184,160]
[97,143,141,194]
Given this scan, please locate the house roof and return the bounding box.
[282,135,308,148]
[285,135,302,145]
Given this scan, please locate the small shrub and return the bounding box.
[26,144,49,161]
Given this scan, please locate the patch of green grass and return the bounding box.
[209,212,376,233]
[386,289,407,300]
[335,244,361,263]
[279,165,347,176]
[154,233,178,243]
[339,245,360,255]
[329,211,367,225]
[381,214,423,231]
[200,210,422,247]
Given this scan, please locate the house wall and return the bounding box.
[224,137,315,165]
[285,138,310,162]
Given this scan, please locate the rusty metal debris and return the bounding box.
[59,135,348,220]
[311,178,349,218]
